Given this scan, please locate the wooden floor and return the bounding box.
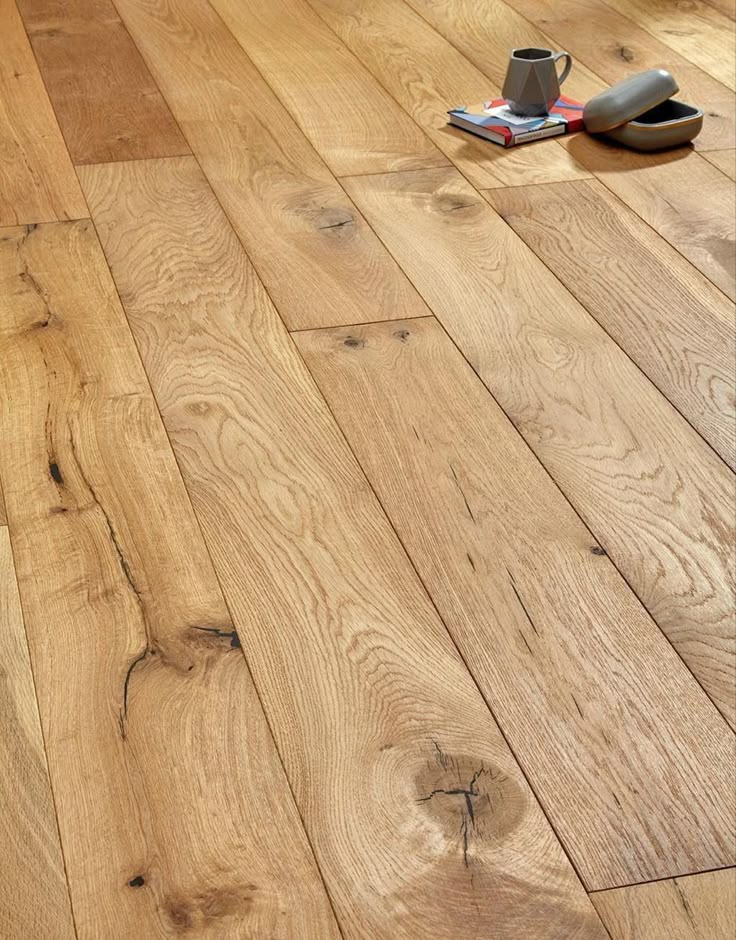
[1,0,734,935]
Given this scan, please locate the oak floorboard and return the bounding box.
[79,153,606,938]
[209,0,447,176]
[496,0,735,151]
[18,0,189,166]
[561,136,736,300]
[591,868,736,939]
[486,179,736,469]
[0,219,339,938]
[343,166,736,730]
[0,0,86,226]
[600,0,736,90]
[302,0,592,189]
[297,316,736,890]
[0,527,76,940]
[111,0,430,331]
[701,148,736,180]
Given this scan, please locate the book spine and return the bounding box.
[508,125,566,147]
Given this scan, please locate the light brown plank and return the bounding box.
[605,0,735,90]
[0,527,76,939]
[486,179,736,468]
[495,0,735,151]
[209,0,446,176]
[0,0,86,226]
[79,154,606,938]
[294,0,592,188]
[0,219,339,937]
[403,0,606,104]
[702,148,736,180]
[0,477,6,526]
[17,0,189,166]
[562,137,736,300]
[297,316,736,889]
[112,0,429,332]
[591,868,736,939]
[343,167,736,729]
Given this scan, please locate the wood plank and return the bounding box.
[343,167,736,729]
[404,0,736,295]
[285,0,592,189]
[17,0,189,166]
[0,477,6,526]
[602,0,736,90]
[486,179,736,469]
[79,154,606,938]
[561,137,736,300]
[0,219,339,937]
[495,0,735,151]
[591,868,736,939]
[0,0,86,226]
[112,0,429,332]
[403,0,606,104]
[702,148,736,180]
[0,527,76,939]
[296,316,736,889]
[209,0,446,176]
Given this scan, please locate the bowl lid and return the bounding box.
[583,69,679,133]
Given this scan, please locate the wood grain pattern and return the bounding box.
[591,868,736,939]
[704,0,735,18]
[486,179,736,468]
[17,0,189,165]
[0,219,339,938]
[112,0,429,332]
[0,527,76,939]
[210,0,446,176]
[0,0,86,226]
[702,148,736,180]
[79,154,606,938]
[562,136,736,301]
[302,0,592,188]
[296,315,736,889]
[0,477,6,526]
[497,0,735,151]
[403,0,606,104]
[603,0,736,90]
[344,167,736,729]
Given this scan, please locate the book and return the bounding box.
[447,96,584,147]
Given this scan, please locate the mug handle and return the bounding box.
[553,51,573,86]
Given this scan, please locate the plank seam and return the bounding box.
[2,528,80,938]
[587,862,736,893]
[478,181,736,473]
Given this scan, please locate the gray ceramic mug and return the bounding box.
[502,47,573,116]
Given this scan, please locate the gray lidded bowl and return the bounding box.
[604,99,703,151]
[583,69,703,151]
